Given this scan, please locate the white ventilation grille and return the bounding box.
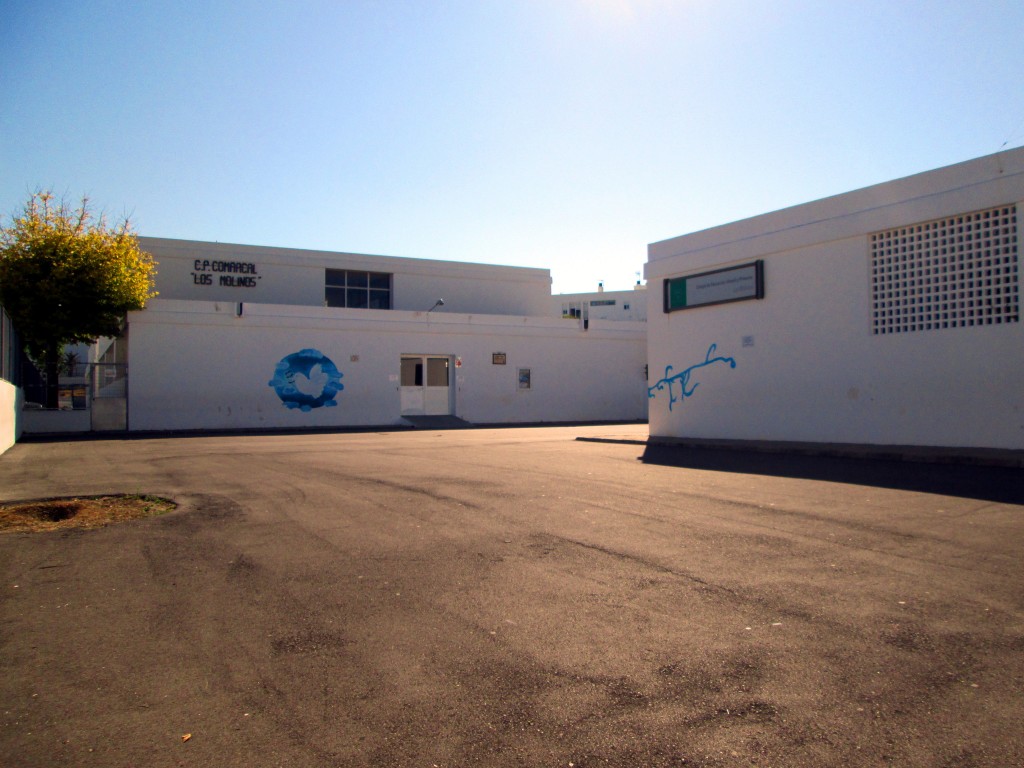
[870,205,1019,335]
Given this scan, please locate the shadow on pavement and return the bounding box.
[639,443,1024,505]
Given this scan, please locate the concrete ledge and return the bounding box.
[641,435,1024,468]
[22,408,91,435]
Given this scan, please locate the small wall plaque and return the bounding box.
[492,353,507,365]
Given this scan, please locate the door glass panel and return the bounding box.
[427,358,449,387]
[401,358,423,387]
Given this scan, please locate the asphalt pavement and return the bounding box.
[1,425,1022,767]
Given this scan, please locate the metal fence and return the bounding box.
[21,362,127,410]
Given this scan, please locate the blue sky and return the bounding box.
[3,1,1023,293]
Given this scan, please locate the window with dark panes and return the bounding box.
[325,269,346,307]
[346,271,368,308]
[325,269,392,309]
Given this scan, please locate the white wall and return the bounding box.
[127,300,647,431]
[0,379,21,454]
[140,238,553,317]
[645,148,1024,450]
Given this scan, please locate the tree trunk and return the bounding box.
[44,342,61,410]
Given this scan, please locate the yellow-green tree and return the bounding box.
[0,192,157,408]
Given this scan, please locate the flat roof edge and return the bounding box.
[138,236,552,278]
[648,146,1024,262]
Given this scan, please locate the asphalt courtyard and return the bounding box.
[1,424,1023,768]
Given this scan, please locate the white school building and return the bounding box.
[3,147,1022,455]
[644,147,1023,452]
[115,239,647,433]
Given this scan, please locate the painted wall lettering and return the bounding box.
[648,343,736,411]
[268,349,344,412]
[219,275,258,287]
[191,259,262,287]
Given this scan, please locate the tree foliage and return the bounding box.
[0,191,157,405]
[0,192,157,355]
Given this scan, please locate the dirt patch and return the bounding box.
[0,495,176,533]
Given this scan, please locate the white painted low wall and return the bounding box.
[126,300,647,432]
[0,379,21,455]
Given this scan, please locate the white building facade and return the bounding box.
[124,239,647,432]
[553,284,649,325]
[645,148,1024,451]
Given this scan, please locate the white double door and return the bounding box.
[400,355,452,416]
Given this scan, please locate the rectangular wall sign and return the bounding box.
[664,260,764,313]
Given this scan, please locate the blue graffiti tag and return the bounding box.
[268,349,344,412]
[648,344,736,411]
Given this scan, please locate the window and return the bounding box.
[427,358,449,387]
[401,357,448,387]
[401,358,422,386]
[869,205,1019,334]
[326,269,392,309]
[562,301,589,319]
